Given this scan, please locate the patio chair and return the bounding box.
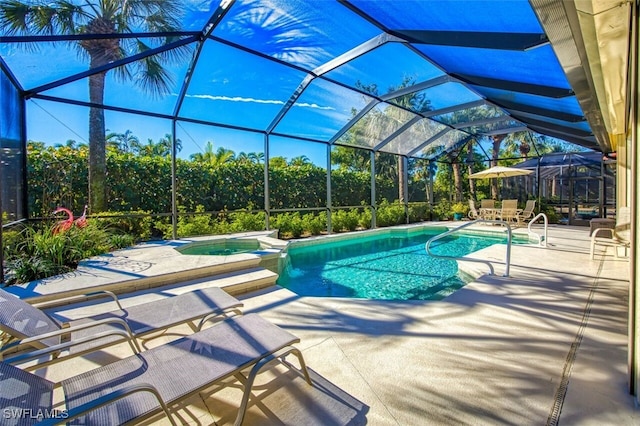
[2,313,312,426]
[590,207,631,260]
[497,199,519,224]
[479,199,496,220]
[0,286,243,370]
[468,199,480,219]
[516,200,537,226]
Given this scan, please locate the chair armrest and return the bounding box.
[197,309,243,331]
[1,317,138,356]
[591,227,614,240]
[32,290,123,311]
[3,328,138,367]
[36,383,176,426]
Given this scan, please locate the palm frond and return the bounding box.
[158,37,193,63]
[0,0,31,35]
[0,0,88,37]
[109,45,132,83]
[133,40,174,98]
[128,0,183,28]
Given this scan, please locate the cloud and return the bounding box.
[183,94,334,110]
[295,102,334,111]
[186,94,283,104]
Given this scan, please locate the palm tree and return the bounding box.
[490,134,507,199]
[105,129,140,153]
[289,155,311,167]
[190,142,235,168]
[158,133,181,155]
[248,152,264,164]
[0,0,187,212]
[190,141,216,163]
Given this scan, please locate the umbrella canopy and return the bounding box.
[469,166,534,179]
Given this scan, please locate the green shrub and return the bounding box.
[538,200,561,224]
[99,210,154,241]
[376,200,406,227]
[174,205,215,238]
[109,233,136,249]
[432,199,452,220]
[301,212,326,235]
[408,203,430,223]
[229,211,265,232]
[9,256,59,285]
[211,215,233,234]
[2,229,22,260]
[4,221,127,285]
[272,212,305,238]
[358,207,372,229]
[332,209,359,232]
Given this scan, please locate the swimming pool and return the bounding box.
[277,227,528,301]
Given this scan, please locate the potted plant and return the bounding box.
[451,202,467,221]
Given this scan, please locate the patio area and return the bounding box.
[13,224,639,425]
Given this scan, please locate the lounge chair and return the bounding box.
[590,207,631,259]
[516,200,536,226]
[2,313,311,426]
[497,199,519,224]
[0,286,243,369]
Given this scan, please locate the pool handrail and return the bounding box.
[425,219,512,277]
[527,213,548,247]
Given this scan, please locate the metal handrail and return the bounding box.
[527,213,548,247]
[425,219,512,277]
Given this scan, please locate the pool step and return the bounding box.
[31,267,279,309]
[12,255,268,305]
[195,267,279,296]
[115,267,279,300]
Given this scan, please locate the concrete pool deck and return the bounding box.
[5,223,638,425]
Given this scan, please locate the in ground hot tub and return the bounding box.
[176,239,261,256]
[174,234,287,275]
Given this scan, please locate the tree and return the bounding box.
[106,129,139,153]
[490,134,507,199]
[191,141,235,168]
[332,145,371,172]
[1,0,188,212]
[466,139,477,199]
[447,148,464,202]
[134,134,181,157]
[158,133,182,156]
[269,156,288,168]
[289,155,311,167]
[340,77,432,202]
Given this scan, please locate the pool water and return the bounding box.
[178,240,260,256]
[277,229,525,301]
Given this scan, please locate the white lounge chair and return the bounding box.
[2,313,311,426]
[590,207,630,259]
[0,287,243,369]
[516,200,536,226]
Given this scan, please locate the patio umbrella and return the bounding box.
[469,166,534,200]
[469,166,534,179]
